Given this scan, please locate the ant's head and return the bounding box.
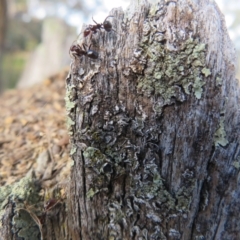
[103,21,112,32]
[69,43,87,59]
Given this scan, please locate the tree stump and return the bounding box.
[67,0,239,239]
[0,0,239,239]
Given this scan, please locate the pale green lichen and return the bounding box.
[201,67,211,77]
[193,77,206,99]
[65,84,76,136]
[175,180,195,211]
[232,156,240,169]
[149,3,159,16]
[11,177,40,203]
[66,116,75,127]
[132,165,176,210]
[0,185,11,204]
[0,176,41,239]
[65,85,76,113]
[70,144,77,155]
[87,188,99,199]
[214,117,229,147]
[232,161,240,170]
[193,43,206,53]
[136,37,209,109]
[216,76,222,86]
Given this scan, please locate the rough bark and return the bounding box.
[67,0,240,239]
[0,0,239,239]
[0,176,67,240]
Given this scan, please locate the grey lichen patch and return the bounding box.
[108,201,127,237]
[169,229,181,239]
[126,161,195,230]
[0,176,42,239]
[83,146,114,176]
[83,147,105,162]
[175,180,195,211]
[135,37,209,112]
[131,164,176,213]
[135,175,162,200]
[83,147,110,173]
[195,235,206,240]
[12,209,41,240]
[214,117,229,147]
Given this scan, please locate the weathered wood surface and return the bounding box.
[67,0,240,239]
[0,0,239,239]
[0,176,67,240]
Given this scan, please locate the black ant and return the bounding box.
[84,16,114,37]
[70,43,99,60]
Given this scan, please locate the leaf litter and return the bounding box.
[0,68,71,194]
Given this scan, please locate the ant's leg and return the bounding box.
[82,43,87,51]
[69,47,76,59]
[92,16,98,25]
[71,53,77,60]
[104,15,114,22]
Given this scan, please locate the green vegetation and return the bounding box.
[2,51,29,88]
[2,18,42,89]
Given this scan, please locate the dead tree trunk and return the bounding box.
[66,0,240,239]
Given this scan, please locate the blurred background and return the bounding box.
[0,0,239,92]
